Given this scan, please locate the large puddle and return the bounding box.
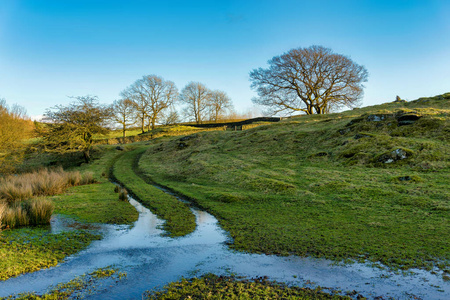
[0,197,448,299]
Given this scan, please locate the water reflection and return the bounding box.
[0,196,448,300]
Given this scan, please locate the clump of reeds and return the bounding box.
[118,188,128,201]
[2,204,29,228]
[0,167,94,229]
[24,198,54,226]
[0,167,96,203]
[0,198,54,228]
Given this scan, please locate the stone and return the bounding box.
[377,148,412,164]
[396,114,421,126]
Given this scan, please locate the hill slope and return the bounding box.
[137,94,450,273]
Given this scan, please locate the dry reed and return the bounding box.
[0,167,94,229]
[0,201,6,230]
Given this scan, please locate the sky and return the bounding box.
[0,0,449,119]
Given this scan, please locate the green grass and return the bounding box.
[0,228,101,281]
[136,94,450,272]
[2,267,126,299]
[144,274,351,299]
[51,182,138,224]
[111,146,196,237]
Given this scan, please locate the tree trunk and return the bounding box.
[83,150,91,164]
[151,116,156,130]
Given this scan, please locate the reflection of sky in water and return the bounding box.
[0,196,448,300]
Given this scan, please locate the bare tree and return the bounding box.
[180,82,211,124]
[122,75,178,132]
[111,98,135,139]
[121,82,150,133]
[250,45,368,115]
[160,107,180,125]
[41,96,112,163]
[208,90,233,122]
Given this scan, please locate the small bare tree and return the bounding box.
[111,98,135,139]
[250,45,368,115]
[121,82,150,134]
[180,82,211,124]
[160,107,180,125]
[208,90,233,122]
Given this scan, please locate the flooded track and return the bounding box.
[0,197,448,299]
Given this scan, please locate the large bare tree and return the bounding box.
[180,82,211,124]
[208,90,233,122]
[122,75,178,132]
[111,98,135,139]
[250,45,368,115]
[41,96,112,163]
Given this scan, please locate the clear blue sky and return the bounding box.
[1,0,449,118]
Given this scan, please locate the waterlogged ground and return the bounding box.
[0,197,448,300]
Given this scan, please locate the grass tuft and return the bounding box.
[118,188,128,201]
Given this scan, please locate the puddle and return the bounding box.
[0,196,448,299]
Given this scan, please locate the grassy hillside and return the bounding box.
[137,93,450,273]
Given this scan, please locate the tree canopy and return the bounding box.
[111,98,135,138]
[250,45,368,115]
[180,82,211,124]
[40,96,112,163]
[0,99,34,173]
[121,75,178,132]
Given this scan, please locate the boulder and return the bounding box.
[377,148,413,164]
[396,114,422,126]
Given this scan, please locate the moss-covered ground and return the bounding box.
[137,94,450,273]
[1,267,126,299]
[144,274,351,299]
[0,228,101,281]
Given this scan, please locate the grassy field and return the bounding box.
[145,274,351,299]
[111,145,196,237]
[136,94,450,273]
